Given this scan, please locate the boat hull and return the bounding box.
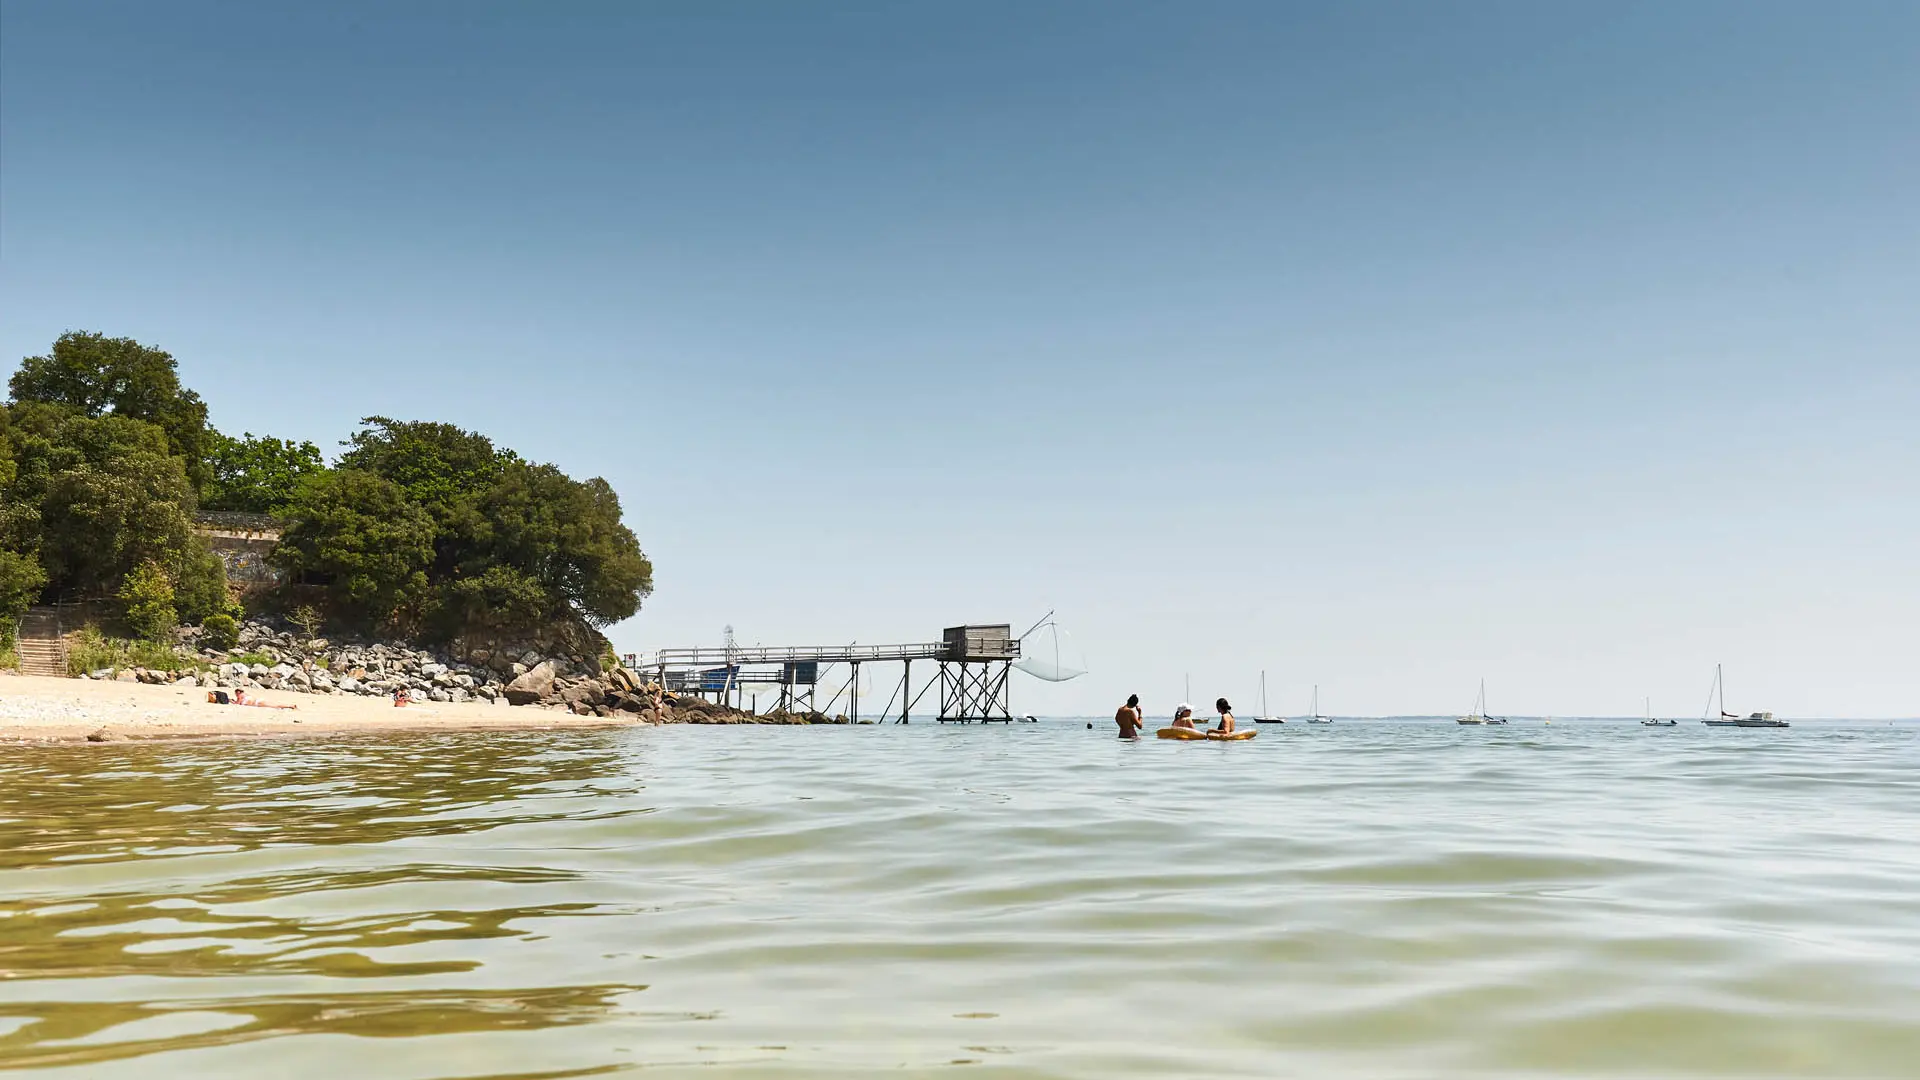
[1703,720,1790,728]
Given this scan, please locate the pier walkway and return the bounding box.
[644,625,1021,724]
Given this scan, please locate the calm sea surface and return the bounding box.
[2,720,1916,1078]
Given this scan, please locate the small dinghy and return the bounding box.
[1641,697,1676,726]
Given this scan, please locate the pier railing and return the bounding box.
[650,641,953,667]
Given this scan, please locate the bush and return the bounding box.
[288,604,324,639]
[201,612,239,651]
[0,550,46,627]
[65,624,207,677]
[0,643,18,671]
[65,626,119,675]
[172,542,229,625]
[118,561,177,642]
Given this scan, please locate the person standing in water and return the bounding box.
[1212,697,1236,734]
[1115,694,1144,739]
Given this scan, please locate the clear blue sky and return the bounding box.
[4,2,1915,717]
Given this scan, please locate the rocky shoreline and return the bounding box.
[73,619,856,726]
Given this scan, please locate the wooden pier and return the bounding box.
[647,624,1022,723]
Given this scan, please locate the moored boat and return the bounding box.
[1699,665,1787,728]
[1254,670,1285,724]
[1641,696,1676,727]
[1457,680,1507,725]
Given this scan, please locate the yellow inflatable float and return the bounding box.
[1156,727,1258,742]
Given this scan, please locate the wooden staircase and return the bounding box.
[14,607,69,678]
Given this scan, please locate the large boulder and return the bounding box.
[503,660,557,706]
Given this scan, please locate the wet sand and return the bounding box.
[0,673,636,742]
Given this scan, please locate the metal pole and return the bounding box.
[901,659,911,723]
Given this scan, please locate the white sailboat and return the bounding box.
[1700,664,1787,728]
[1642,696,1676,727]
[1306,685,1331,723]
[1255,670,1285,724]
[1456,680,1508,725]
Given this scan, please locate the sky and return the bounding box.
[3,1,1915,718]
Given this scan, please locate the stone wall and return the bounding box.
[192,512,286,592]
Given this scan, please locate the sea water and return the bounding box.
[1,720,1916,1078]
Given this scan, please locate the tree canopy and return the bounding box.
[203,430,325,513]
[272,469,436,627]
[277,421,654,638]
[0,402,227,623]
[9,332,212,491]
[7,333,653,645]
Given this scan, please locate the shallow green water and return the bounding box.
[1,720,1916,1078]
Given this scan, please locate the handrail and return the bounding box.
[652,641,952,666]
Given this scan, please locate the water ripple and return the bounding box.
[0,721,1916,1077]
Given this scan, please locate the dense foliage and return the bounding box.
[203,430,325,513]
[10,332,213,490]
[1,401,228,623]
[4,332,652,644]
[275,418,652,638]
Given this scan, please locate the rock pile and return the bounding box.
[73,619,859,724]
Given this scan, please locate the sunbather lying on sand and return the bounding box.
[206,689,298,710]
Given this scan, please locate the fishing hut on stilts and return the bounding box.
[648,624,1031,723]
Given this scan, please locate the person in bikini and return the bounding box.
[228,689,298,710]
[1211,697,1235,734]
[1115,694,1144,739]
[1171,703,1199,730]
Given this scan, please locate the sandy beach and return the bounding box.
[0,672,640,742]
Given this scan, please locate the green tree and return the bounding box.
[442,461,653,631]
[172,542,230,625]
[2,405,222,619]
[433,565,552,637]
[0,549,46,631]
[9,332,211,490]
[118,561,177,642]
[10,410,196,599]
[203,430,324,513]
[271,469,435,629]
[0,407,41,586]
[337,417,514,519]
